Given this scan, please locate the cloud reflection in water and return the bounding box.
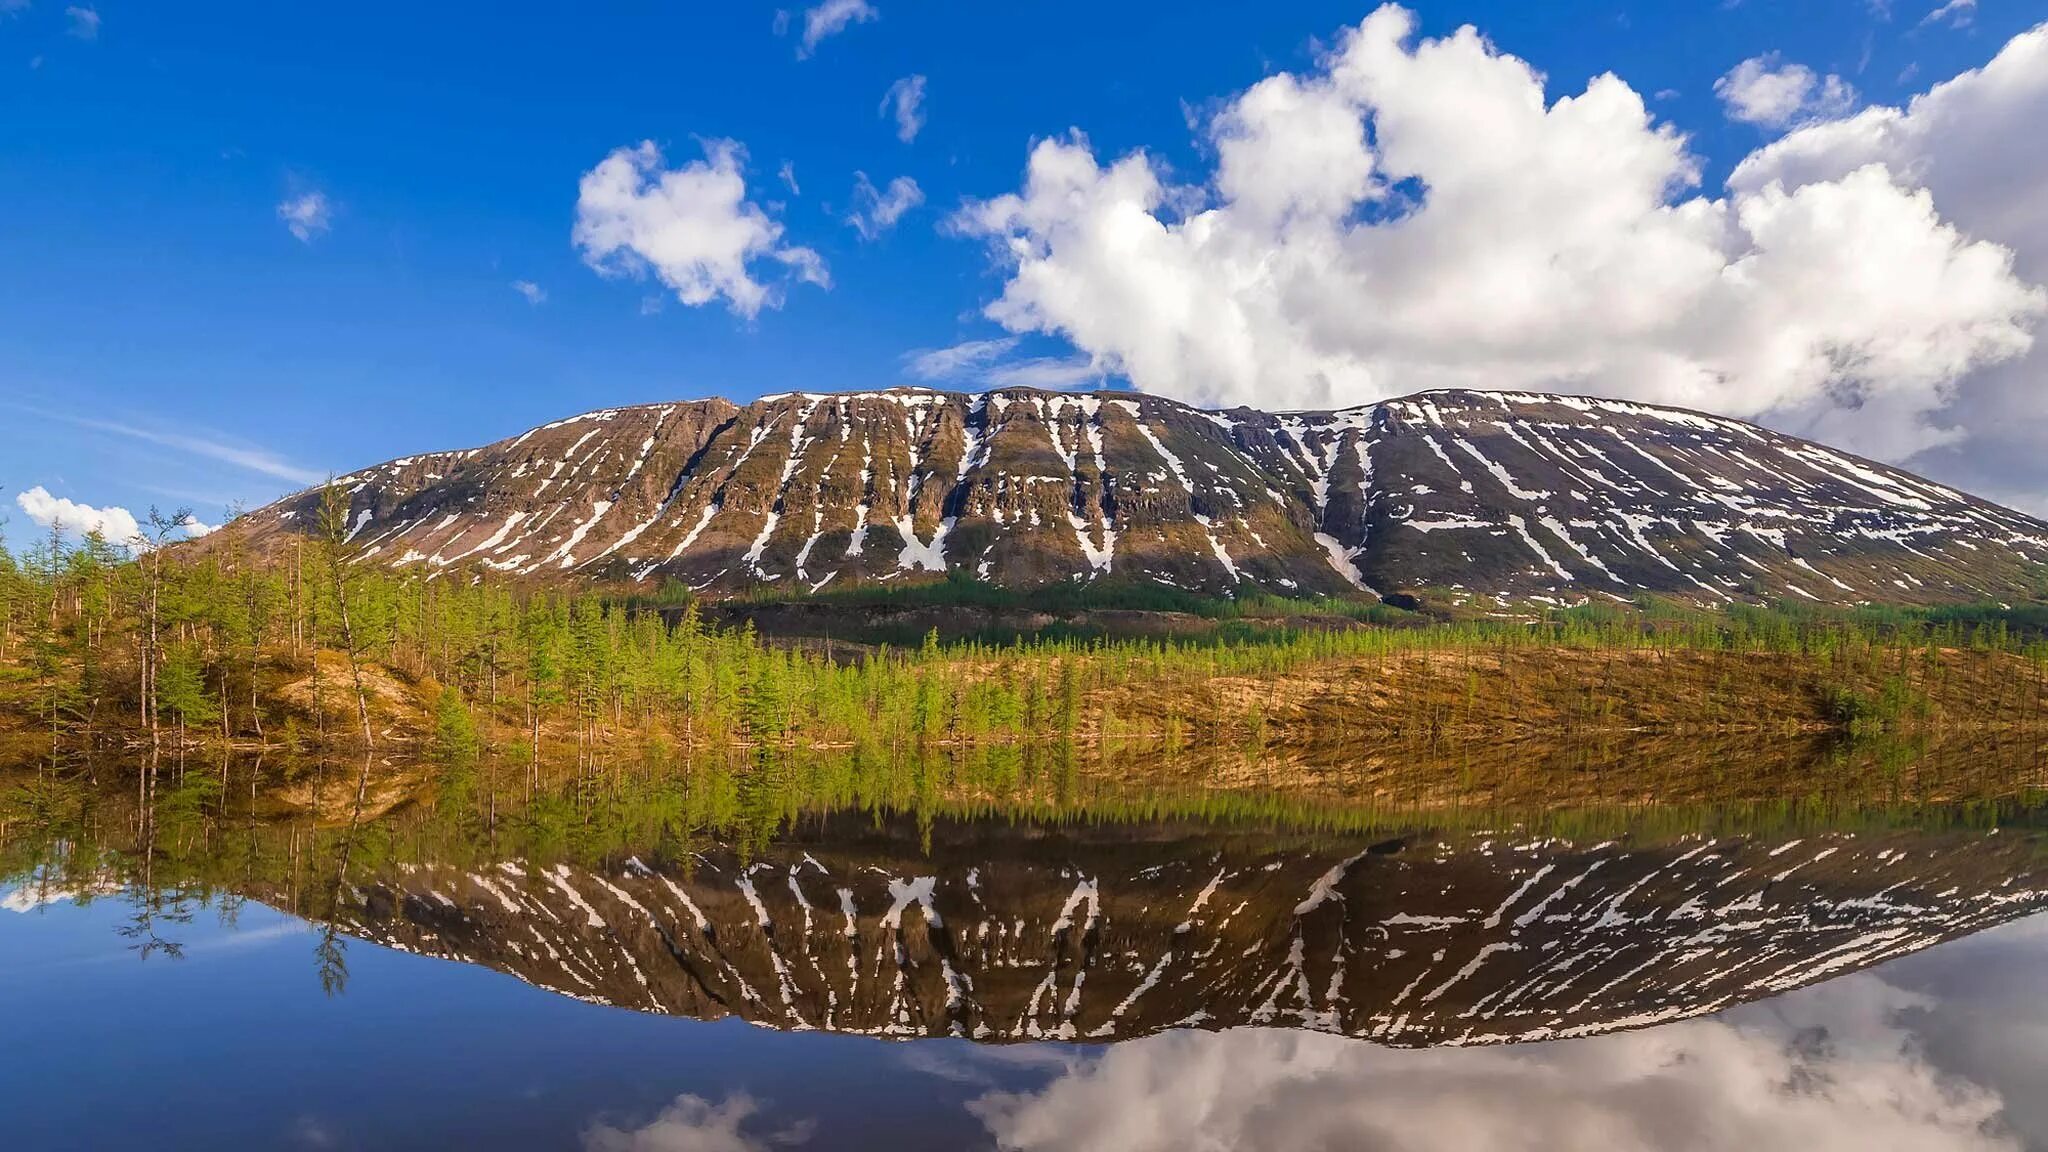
[965,973,2016,1152]
[583,1092,815,1152]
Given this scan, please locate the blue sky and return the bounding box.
[3,0,2044,536]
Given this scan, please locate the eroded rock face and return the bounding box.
[329,818,2048,1047]
[236,387,2048,606]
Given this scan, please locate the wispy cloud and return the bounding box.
[1921,0,1975,28]
[63,4,97,40]
[8,401,328,486]
[582,1091,814,1152]
[902,338,1105,390]
[793,0,876,58]
[904,337,1020,381]
[845,172,923,240]
[510,279,547,305]
[986,355,1103,389]
[277,190,332,243]
[881,75,928,143]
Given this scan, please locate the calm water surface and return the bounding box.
[6,751,2048,1150]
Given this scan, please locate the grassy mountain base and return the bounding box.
[5,628,2043,766]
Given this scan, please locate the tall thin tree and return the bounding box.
[315,481,376,751]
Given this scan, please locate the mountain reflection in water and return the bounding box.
[325,816,2048,1048]
[6,747,2048,1150]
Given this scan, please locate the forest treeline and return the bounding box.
[6,487,2048,782]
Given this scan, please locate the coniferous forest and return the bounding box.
[5,484,2048,803]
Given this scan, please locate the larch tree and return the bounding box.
[315,481,375,754]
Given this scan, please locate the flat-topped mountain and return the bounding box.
[236,387,2048,607]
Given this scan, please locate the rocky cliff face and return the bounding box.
[328,818,2048,1048]
[237,387,2048,607]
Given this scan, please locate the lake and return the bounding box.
[5,745,2048,1149]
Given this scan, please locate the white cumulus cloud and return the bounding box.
[881,74,927,142]
[955,4,2046,487]
[575,139,828,319]
[1732,24,2048,275]
[845,172,923,240]
[276,191,332,243]
[15,486,141,546]
[1730,20,2048,509]
[1716,54,1858,128]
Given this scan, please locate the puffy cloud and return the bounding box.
[969,975,2017,1152]
[1731,20,2048,509]
[582,1093,812,1152]
[277,191,331,243]
[881,75,928,143]
[845,172,923,240]
[1731,25,2048,273]
[63,4,95,40]
[794,0,875,59]
[15,486,141,546]
[575,139,828,319]
[956,5,2045,490]
[1716,54,1857,128]
[510,279,547,305]
[13,488,213,547]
